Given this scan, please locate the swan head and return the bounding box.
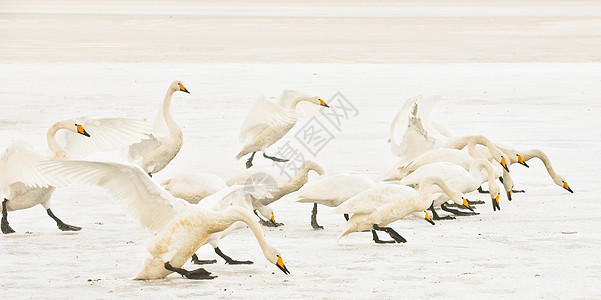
[263,246,290,275]
[170,80,190,94]
[554,176,573,193]
[423,211,435,225]
[489,182,501,211]
[444,189,473,212]
[301,96,329,108]
[74,123,90,137]
[256,205,279,225]
[516,154,529,168]
[499,156,510,172]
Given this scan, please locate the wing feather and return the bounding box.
[238,97,297,143]
[63,117,152,159]
[38,160,187,232]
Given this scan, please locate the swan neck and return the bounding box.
[471,160,495,185]
[290,97,311,109]
[273,171,309,201]
[525,149,556,177]
[46,122,68,159]
[162,89,181,137]
[467,135,502,161]
[419,176,451,201]
[447,135,472,149]
[224,207,269,252]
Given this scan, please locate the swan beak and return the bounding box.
[500,156,510,172]
[319,99,329,108]
[276,256,290,275]
[492,193,501,211]
[270,213,276,224]
[178,83,190,94]
[462,197,474,212]
[517,154,529,168]
[424,211,435,225]
[507,187,513,201]
[75,124,90,137]
[563,181,574,193]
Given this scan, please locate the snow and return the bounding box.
[1,1,601,299]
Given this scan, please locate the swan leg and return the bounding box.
[477,186,489,194]
[440,202,479,216]
[214,247,253,265]
[191,254,217,265]
[344,214,349,221]
[429,203,455,220]
[164,262,217,280]
[46,209,82,232]
[262,152,289,163]
[373,225,406,243]
[1,199,15,234]
[371,230,396,244]
[311,203,324,229]
[246,152,256,169]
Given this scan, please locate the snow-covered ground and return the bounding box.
[1,1,601,299]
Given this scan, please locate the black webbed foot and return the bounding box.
[191,254,217,265]
[373,224,406,243]
[440,202,479,216]
[164,262,217,280]
[215,247,253,265]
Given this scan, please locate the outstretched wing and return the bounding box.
[38,160,188,232]
[390,95,421,156]
[238,97,297,144]
[62,117,152,159]
[0,141,69,192]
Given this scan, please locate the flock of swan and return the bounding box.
[0,83,572,281]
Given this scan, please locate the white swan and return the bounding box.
[128,80,189,176]
[495,146,573,193]
[227,161,325,226]
[38,160,290,279]
[1,118,151,234]
[235,90,329,168]
[294,173,375,229]
[333,176,469,243]
[400,158,502,217]
[161,173,227,204]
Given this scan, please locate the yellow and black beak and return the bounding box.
[517,154,529,168]
[75,124,90,137]
[500,156,510,172]
[319,98,329,108]
[178,83,190,94]
[270,213,276,224]
[563,181,574,193]
[492,193,501,211]
[507,186,513,201]
[462,197,474,212]
[276,256,290,275]
[424,211,435,225]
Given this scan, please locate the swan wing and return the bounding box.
[239,97,297,143]
[390,95,421,156]
[63,117,152,159]
[296,173,374,205]
[38,160,188,232]
[0,141,68,190]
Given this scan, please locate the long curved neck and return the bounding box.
[447,135,473,149]
[470,159,496,186]
[219,206,270,253]
[467,135,503,162]
[289,97,312,110]
[523,149,557,177]
[46,122,68,159]
[272,170,310,201]
[418,176,453,202]
[162,88,181,138]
